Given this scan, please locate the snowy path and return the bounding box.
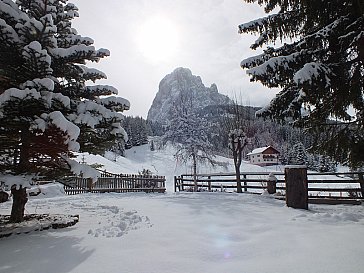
[1,192,364,273]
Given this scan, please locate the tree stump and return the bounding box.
[10,186,28,223]
[285,166,308,209]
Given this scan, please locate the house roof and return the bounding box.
[247,146,279,156]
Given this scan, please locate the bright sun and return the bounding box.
[136,16,179,63]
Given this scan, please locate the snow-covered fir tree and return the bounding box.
[288,142,308,165]
[239,0,364,168]
[0,0,129,222]
[318,156,336,173]
[122,116,150,149]
[162,91,215,191]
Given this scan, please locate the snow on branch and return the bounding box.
[49,44,95,58]
[0,18,20,45]
[238,10,300,47]
[246,51,302,77]
[293,62,332,87]
[65,2,79,12]
[98,96,131,112]
[0,0,26,25]
[83,85,118,98]
[71,100,124,128]
[110,123,128,139]
[78,66,107,81]
[58,34,94,48]
[22,41,53,75]
[41,91,71,108]
[49,45,109,63]
[0,174,32,190]
[256,86,302,120]
[296,16,348,49]
[21,78,54,91]
[35,111,80,151]
[0,88,41,105]
[96,48,110,58]
[4,79,71,109]
[241,51,270,69]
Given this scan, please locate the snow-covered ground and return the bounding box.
[1,192,364,273]
[0,144,363,273]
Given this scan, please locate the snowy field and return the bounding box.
[1,145,363,273]
[1,192,364,273]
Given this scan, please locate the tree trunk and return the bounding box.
[10,185,28,223]
[232,143,242,193]
[235,165,242,193]
[192,153,197,192]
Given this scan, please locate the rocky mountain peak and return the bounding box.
[147,67,231,123]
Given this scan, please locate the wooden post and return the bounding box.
[181,175,184,191]
[114,176,117,192]
[267,173,277,194]
[358,173,364,198]
[208,176,211,192]
[174,176,177,192]
[243,174,247,192]
[285,166,308,209]
[87,178,93,192]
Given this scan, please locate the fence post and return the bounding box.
[181,175,184,191]
[285,166,308,209]
[87,178,93,192]
[208,176,211,192]
[174,176,177,192]
[267,173,277,194]
[359,173,364,197]
[243,174,247,192]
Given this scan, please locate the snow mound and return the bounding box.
[28,182,65,198]
[87,206,152,238]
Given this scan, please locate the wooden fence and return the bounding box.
[64,171,166,195]
[174,171,364,204]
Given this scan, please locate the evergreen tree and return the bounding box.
[288,142,308,165]
[162,92,215,191]
[122,116,150,148]
[239,0,364,167]
[0,0,129,222]
[318,155,336,173]
[148,120,165,136]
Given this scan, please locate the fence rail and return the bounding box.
[64,172,166,195]
[174,172,364,203]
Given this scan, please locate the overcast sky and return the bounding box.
[71,0,277,118]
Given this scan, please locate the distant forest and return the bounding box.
[118,104,336,172]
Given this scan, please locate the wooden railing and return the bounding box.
[64,171,166,195]
[174,172,364,203]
